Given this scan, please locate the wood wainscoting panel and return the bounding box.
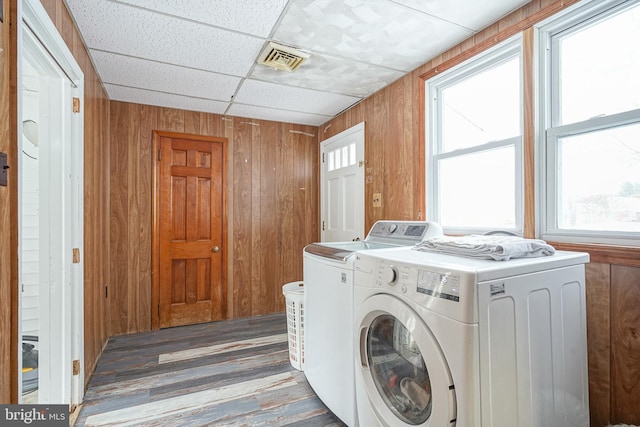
[110,101,132,334]
[232,119,253,318]
[137,104,158,331]
[254,120,278,315]
[585,263,611,427]
[387,78,404,218]
[611,265,640,424]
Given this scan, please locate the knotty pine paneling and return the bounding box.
[109,102,319,331]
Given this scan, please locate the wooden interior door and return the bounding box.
[154,132,226,328]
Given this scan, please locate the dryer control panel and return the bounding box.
[362,255,477,324]
[416,270,461,302]
[375,263,460,301]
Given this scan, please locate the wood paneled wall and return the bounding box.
[320,78,423,232]
[0,0,111,400]
[584,262,640,426]
[109,102,319,335]
[0,0,18,404]
[1,1,638,422]
[320,1,640,425]
[39,0,112,387]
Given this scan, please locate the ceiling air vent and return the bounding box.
[258,42,310,72]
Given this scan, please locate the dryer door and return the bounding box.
[356,294,456,426]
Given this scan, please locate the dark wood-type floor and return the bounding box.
[74,313,346,426]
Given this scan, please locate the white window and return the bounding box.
[426,37,523,235]
[539,0,640,245]
[327,143,357,172]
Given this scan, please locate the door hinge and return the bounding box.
[72,248,80,263]
[72,97,80,113]
[73,360,80,376]
[157,149,162,161]
[105,285,108,298]
[322,152,325,163]
[322,220,325,231]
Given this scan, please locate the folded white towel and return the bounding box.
[413,235,556,261]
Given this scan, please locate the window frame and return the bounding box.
[426,36,524,236]
[538,0,640,246]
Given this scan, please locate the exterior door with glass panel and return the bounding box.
[321,122,365,242]
[356,295,456,426]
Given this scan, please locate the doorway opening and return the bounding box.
[18,0,84,405]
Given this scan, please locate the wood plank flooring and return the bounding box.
[74,313,346,426]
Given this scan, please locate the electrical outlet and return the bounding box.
[373,192,382,208]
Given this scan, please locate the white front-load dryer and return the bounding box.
[303,221,442,427]
[353,250,480,427]
[353,247,590,427]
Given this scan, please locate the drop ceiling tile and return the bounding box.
[105,84,229,114]
[250,52,404,98]
[227,104,330,126]
[234,80,360,116]
[394,0,531,31]
[91,50,241,101]
[274,0,474,72]
[117,0,289,37]
[66,0,536,126]
[66,0,264,75]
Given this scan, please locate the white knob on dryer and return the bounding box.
[381,265,398,285]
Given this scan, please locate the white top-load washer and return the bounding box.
[353,247,590,427]
[303,221,443,427]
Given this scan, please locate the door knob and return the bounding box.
[212,246,220,252]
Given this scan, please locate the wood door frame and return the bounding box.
[151,131,228,330]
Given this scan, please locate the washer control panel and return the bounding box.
[367,220,443,245]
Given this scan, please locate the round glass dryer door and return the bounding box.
[357,294,456,426]
[367,315,432,424]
